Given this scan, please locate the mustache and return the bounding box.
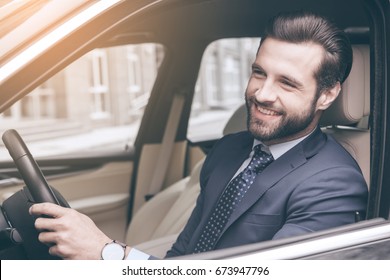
[246,95,283,114]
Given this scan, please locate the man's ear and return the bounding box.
[316,82,341,111]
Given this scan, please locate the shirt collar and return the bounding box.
[252,129,315,160]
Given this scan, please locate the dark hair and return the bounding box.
[260,11,353,94]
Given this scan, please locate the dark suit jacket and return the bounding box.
[165,127,368,257]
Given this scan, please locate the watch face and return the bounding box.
[101,243,125,260]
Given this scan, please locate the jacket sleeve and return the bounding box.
[272,165,368,239]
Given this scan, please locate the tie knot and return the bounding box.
[250,144,274,173]
[253,144,270,157]
[253,144,264,153]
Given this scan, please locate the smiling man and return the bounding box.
[30,11,368,259]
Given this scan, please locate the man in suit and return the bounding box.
[29,11,368,259]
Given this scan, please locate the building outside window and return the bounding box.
[0,82,55,121]
[188,37,259,142]
[89,49,111,120]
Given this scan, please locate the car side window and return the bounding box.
[0,43,164,158]
[188,38,259,143]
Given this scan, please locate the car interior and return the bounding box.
[0,0,388,260]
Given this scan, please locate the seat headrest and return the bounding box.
[319,45,370,126]
[223,104,247,135]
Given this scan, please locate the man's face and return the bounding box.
[245,38,325,145]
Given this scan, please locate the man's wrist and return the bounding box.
[125,247,150,260]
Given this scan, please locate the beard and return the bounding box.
[245,95,317,142]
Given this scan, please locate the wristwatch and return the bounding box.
[101,240,127,260]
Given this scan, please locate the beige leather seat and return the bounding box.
[125,159,203,256]
[320,45,370,186]
[125,45,370,258]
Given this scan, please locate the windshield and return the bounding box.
[0,0,98,66]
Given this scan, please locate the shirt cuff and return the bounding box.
[125,248,151,260]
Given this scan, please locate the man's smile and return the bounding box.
[255,104,281,116]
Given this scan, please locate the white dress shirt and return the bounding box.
[232,132,312,178]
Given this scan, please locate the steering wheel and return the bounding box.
[0,129,69,259]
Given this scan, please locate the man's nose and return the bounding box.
[254,81,277,103]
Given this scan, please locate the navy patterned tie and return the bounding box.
[193,144,274,253]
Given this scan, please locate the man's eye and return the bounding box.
[252,68,266,77]
[281,80,296,89]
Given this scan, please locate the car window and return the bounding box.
[0,43,164,158]
[188,38,259,142]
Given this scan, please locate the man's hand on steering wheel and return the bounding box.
[30,203,111,260]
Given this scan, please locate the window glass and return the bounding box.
[188,38,259,142]
[0,43,164,158]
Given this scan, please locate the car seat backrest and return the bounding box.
[125,159,203,257]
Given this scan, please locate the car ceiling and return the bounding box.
[105,0,369,48]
